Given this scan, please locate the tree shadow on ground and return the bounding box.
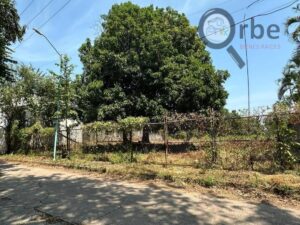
[0,161,299,225]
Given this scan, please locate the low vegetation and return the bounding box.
[0,0,300,206]
[1,152,299,200]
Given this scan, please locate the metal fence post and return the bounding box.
[164,115,169,166]
[67,127,71,158]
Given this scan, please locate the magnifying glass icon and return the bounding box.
[198,8,245,69]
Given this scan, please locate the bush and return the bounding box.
[18,122,54,153]
[272,184,295,197]
[270,104,299,170]
[197,176,216,187]
[109,152,137,164]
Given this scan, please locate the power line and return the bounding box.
[195,0,297,116]
[189,0,267,17]
[37,0,71,30]
[190,0,267,27]
[199,0,299,40]
[258,0,296,14]
[247,0,264,9]
[20,0,34,16]
[15,0,72,51]
[243,0,294,117]
[25,0,55,27]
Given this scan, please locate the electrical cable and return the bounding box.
[25,0,55,27]
[199,0,299,40]
[14,0,71,51]
[19,0,34,16]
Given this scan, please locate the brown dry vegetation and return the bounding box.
[1,153,299,202]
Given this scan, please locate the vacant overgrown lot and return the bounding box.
[1,152,299,201]
[2,108,300,201]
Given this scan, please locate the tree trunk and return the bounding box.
[129,131,132,142]
[123,130,129,143]
[5,121,12,154]
[142,125,150,143]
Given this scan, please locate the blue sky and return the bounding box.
[12,0,299,111]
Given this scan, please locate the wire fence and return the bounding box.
[54,110,300,170]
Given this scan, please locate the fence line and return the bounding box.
[15,111,299,169]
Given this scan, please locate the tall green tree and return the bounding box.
[0,0,25,83]
[77,2,229,123]
[51,55,78,125]
[279,4,300,102]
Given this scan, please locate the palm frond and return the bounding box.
[291,25,300,43]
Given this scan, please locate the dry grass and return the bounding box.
[1,154,299,200]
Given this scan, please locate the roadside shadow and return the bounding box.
[0,162,299,225]
[244,203,300,225]
[0,161,22,173]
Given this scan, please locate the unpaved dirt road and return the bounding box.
[0,161,300,225]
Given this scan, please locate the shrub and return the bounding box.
[270,104,299,170]
[197,176,216,187]
[18,122,54,153]
[109,152,137,164]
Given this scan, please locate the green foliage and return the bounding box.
[275,124,298,170]
[84,117,149,133]
[285,5,300,44]
[77,2,229,122]
[197,176,216,188]
[0,0,25,83]
[118,117,149,132]
[109,151,137,164]
[278,55,300,103]
[84,121,119,133]
[279,6,300,103]
[18,122,54,153]
[19,65,57,126]
[272,184,295,197]
[50,55,78,123]
[271,104,298,170]
[0,65,56,153]
[171,131,187,140]
[5,121,54,154]
[19,122,54,140]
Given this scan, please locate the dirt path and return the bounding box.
[0,161,300,225]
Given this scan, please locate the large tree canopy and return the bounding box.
[0,0,25,83]
[77,2,229,122]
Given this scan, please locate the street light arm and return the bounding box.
[33,28,62,57]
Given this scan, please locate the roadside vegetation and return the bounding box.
[0,1,300,203]
[1,153,300,200]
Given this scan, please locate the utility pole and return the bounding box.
[243,0,264,118]
[33,28,62,161]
